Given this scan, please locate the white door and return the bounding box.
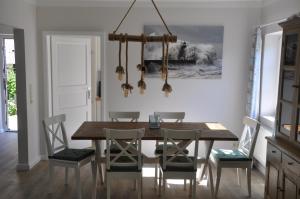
[51,35,92,148]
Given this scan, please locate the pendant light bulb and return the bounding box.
[162,82,172,97]
[115,66,125,81]
[124,88,129,97]
[121,83,133,98]
[118,73,124,81]
[164,90,170,97]
[138,79,146,95]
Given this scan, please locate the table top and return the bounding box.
[71,122,238,141]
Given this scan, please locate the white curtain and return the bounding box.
[246,28,262,120]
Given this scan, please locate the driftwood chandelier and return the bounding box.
[109,0,177,97]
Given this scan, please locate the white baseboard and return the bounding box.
[16,163,30,171]
[29,156,41,169]
[16,156,41,171]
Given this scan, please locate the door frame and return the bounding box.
[0,35,16,132]
[42,31,107,121]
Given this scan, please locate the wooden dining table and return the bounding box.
[71,121,238,184]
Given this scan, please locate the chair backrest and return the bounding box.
[238,116,261,159]
[161,128,199,171]
[105,128,145,170]
[154,112,185,123]
[109,111,140,122]
[42,114,68,156]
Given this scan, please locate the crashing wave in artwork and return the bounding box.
[144,25,224,79]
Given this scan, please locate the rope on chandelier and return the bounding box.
[109,0,177,97]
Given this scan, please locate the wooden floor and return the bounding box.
[0,133,265,199]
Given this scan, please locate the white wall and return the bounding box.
[0,0,40,169]
[36,4,261,157]
[262,0,300,33]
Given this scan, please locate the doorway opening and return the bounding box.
[0,37,17,132]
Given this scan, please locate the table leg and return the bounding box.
[199,140,214,182]
[95,140,104,184]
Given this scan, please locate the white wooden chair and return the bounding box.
[105,128,145,199]
[158,128,213,199]
[210,116,260,198]
[154,112,185,123]
[101,111,141,185]
[109,111,140,122]
[153,112,186,189]
[42,114,97,199]
[105,112,140,155]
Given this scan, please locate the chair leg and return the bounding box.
[237,168,241,186]
[65,167,69,185]
[154,162,158,189]
[247,166,251,197]
[208,163,214,199]
[107,175,110,199]
[75,166,82,199]
[104,164,107,189]
[215,167,222,198]
[158,170,162,197]
[91,161,97,199]
[99,162,104,185]
[141,175,144,199]
[138,175,142,199]
[95,141,104,185]
[192,176,197,199]
[48,162,54,194]
[189,179,192,197]
[162,176,166,198]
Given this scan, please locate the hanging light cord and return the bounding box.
[113,0,137,34]
[113,0,173,35]
[141,34,145,80]
[125,34,129,84]
[118,35,122,66]
[162,39,165,66]
[165,38,169,83]
[150,0,172,35]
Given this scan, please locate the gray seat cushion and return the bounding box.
[159,156,196,172]
[211,149,251,161]
[155,144,189,155]
[107,156,143,172]
[49,148,94,162]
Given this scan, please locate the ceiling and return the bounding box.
[33,0,278,7]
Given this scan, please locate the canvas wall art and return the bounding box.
[144,25,224,79]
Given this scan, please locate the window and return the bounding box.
[260,31,282,129]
